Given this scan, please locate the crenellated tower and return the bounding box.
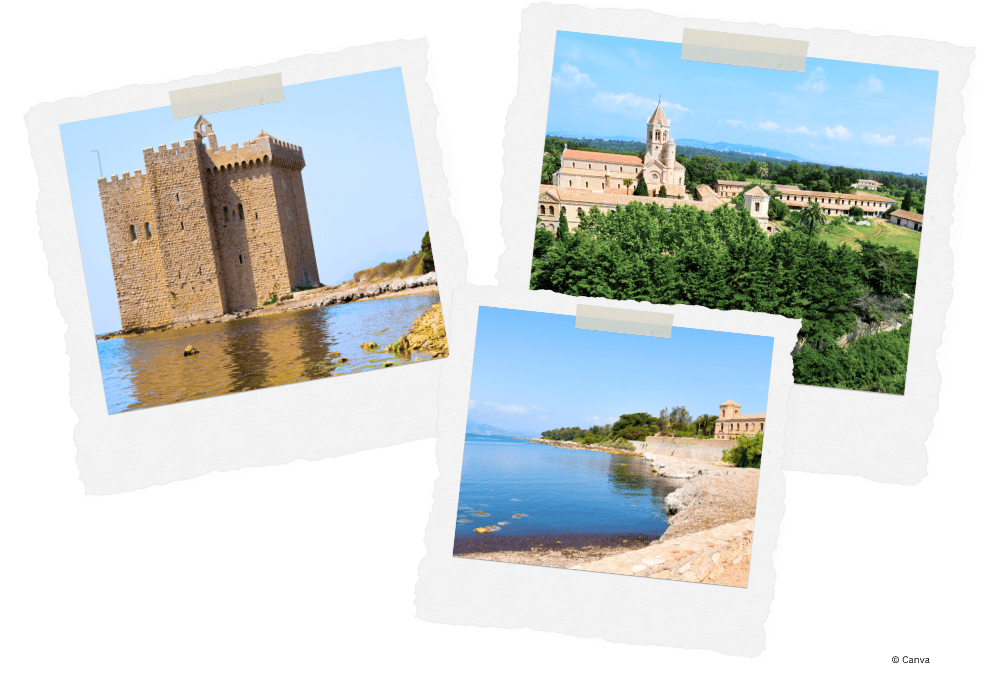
[98,116,320,332]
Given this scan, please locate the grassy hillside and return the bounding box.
[351,232,435,284]
[814,219,922,257]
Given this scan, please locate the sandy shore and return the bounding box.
[456,450,758,576]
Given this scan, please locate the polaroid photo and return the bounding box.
[497,5,973,482]
[26,39,466,493]
[417,285,799,655]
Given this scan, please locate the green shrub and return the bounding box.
[721,432,764,468]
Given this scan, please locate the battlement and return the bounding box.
[142,139,199,166]
[205,132,306,172]
[98,169,149,190]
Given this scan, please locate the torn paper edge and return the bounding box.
[25,38,467,494]
[416,285,799,656]
[497,3,978,485]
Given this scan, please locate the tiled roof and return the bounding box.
[774,185,896,203]
[557,167,640,178]
[538,185,721,211]
[719,413,766,421]
[721,400,740,406]
[716,180,751,186]
[743,186,769,197]
[563,149,643,166]
[890,208,924,223]
[648,103,669,125]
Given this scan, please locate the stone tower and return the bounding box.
[742,186,771,223]
[645,101,670,162]
[642,101,685,189]
[719,400,740,420]
[97,116,320,332]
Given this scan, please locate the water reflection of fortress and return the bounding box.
[98,116,320,332]
[123,310,333,410]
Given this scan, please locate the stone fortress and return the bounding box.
[98,116,319,332]
[713,400,765,438]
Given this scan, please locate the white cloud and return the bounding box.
[592,92,688,117]
[862,132,896,146]
[468,399,479,410]
[906,136,932,149]
[758,121,780,131]
[551,61,596,91]
[859,75,884,93]
[726,119,745,127]
[823,125,853,141]
[796,67,829,94]
[786,125,817,136]
[626,48,651,68]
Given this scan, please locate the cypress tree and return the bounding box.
[657,185,668,197]
[901,189,913,212]
[557,210,570,238]
[633,176,649,197]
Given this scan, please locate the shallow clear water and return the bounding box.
[453,434,679,553]
[97,291,441,414]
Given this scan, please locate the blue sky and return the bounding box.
[467,307,773,436]
[547,32,938,175]
[60,68,427,335]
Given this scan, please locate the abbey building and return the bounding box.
[98,116,320,332]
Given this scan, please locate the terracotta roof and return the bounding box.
[743,186,769,197]
[556,167,640,178]
[538,185,720,211]
[563,149,642,166]
[695,184,723,202]
[890,208,924,223]
[774,186,896,203]
[719,413,766,421]
[721,400,740,406]
[648,102,669,125]
[716,180,751,186]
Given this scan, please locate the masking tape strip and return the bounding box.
[681,29,808,72]
[169,74,285,119]
[575,304,673,338]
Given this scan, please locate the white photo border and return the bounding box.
[26,39,467,494]
[416,285,799,656]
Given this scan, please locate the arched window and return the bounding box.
[585,182,589,188]
[577,207,583,217]
[226,164,232,172]
[548,206,554,215]
[223,206,229,223]
[263,156,269,165]
[238,203,244,220]
[241,161,247,169]
[588,164,591,169]
[569,180,572,187]
[144,222,151,238]
[129,224,136,241]
[560,206,566,215]
[256,158,261,166]
[540,205,546,215]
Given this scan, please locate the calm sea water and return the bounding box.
[97,291,441,414]
[453,434,679,553]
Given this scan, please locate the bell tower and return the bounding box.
[646,101,670,163]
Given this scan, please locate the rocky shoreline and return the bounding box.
[96,272,439,340]
[522,438,635,455]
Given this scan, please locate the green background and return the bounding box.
[0,0,998,698]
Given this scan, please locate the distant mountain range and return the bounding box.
[674,139,805,162]
[466,420,537,439]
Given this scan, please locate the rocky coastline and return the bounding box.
[523,437,636,455]
[96,272,439,340]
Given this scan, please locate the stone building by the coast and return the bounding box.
[713,400,765,438]
[98,116,320,332]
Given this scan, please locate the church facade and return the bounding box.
[713,400,766,438]
[98,116,320,332]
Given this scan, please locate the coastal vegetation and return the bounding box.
[540,406,724,445]
[352,232,435,283]
[721,433,764,469]
[531,202,917,394]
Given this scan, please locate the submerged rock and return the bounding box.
[183,345,199,356]
[474,525,501,534]
[512,513,528,518]
[361,342,379,351]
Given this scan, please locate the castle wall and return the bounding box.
[272,166,320,289]
[98,173,172,331]
[143,141,227,325]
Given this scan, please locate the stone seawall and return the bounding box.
[635,440,728,463]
